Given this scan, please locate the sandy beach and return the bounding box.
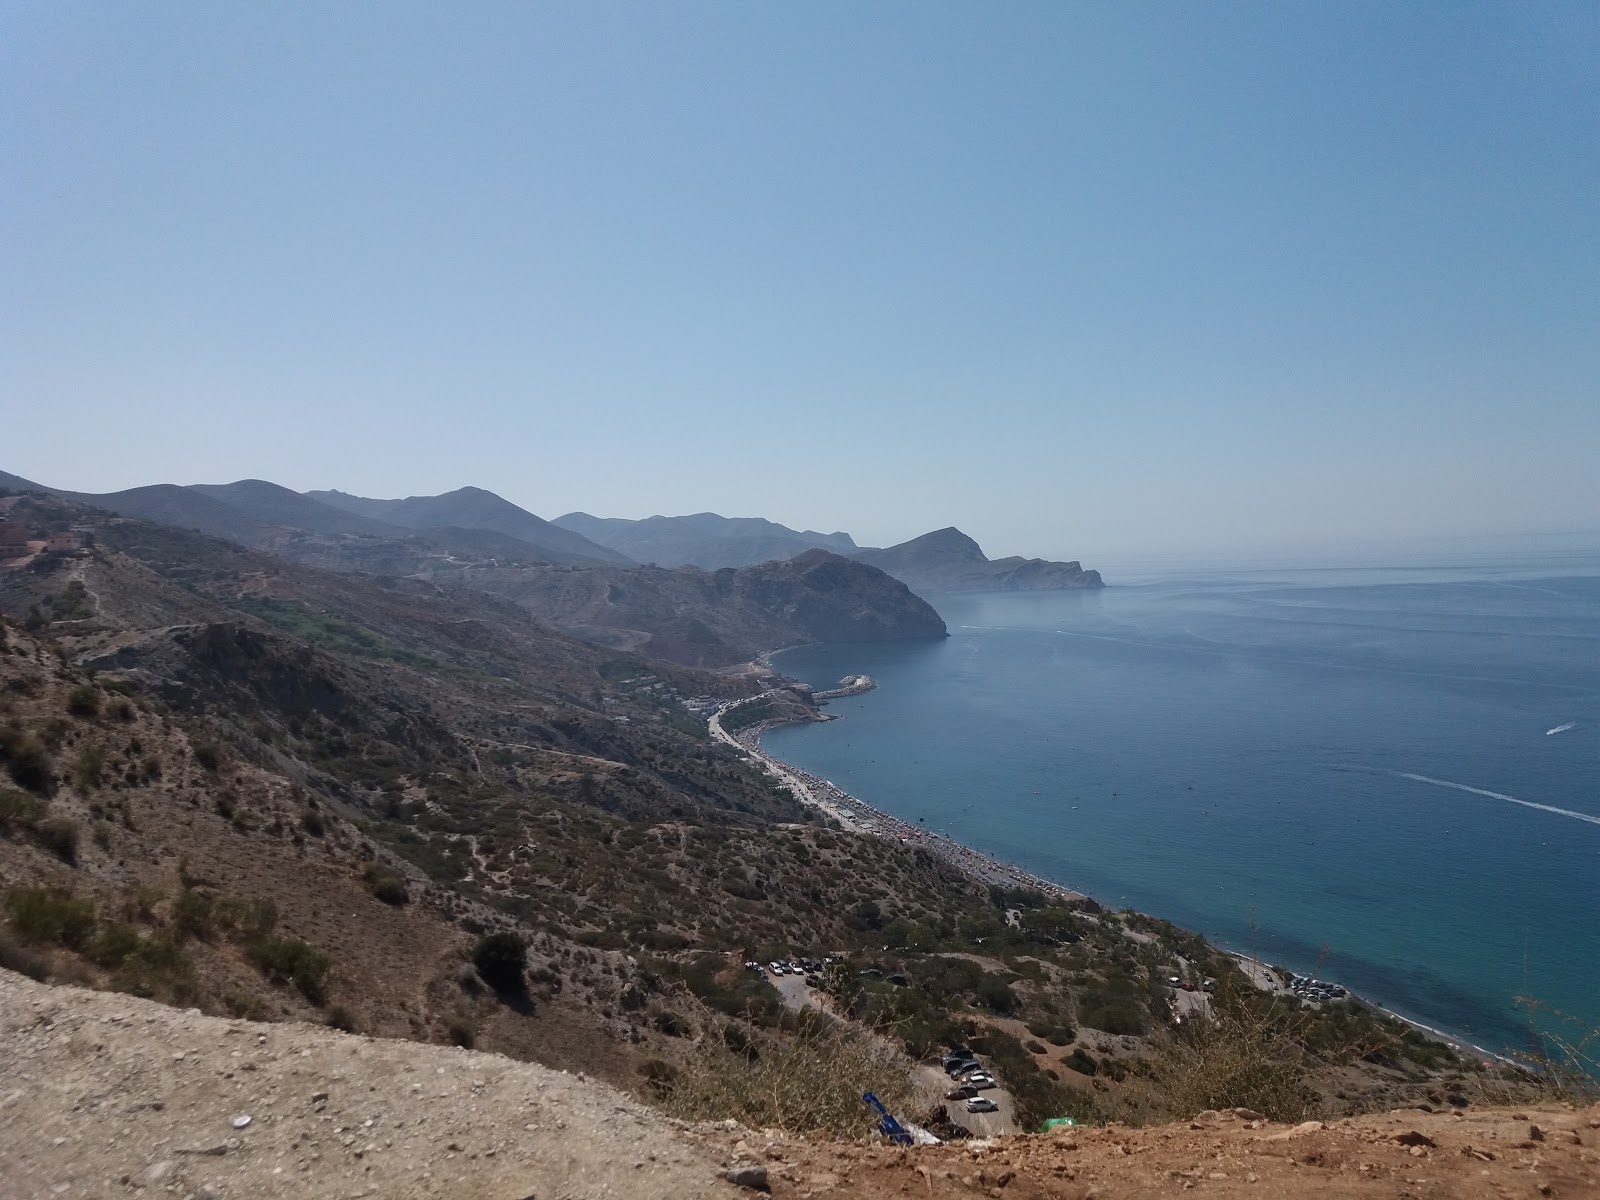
[714,701,1091,907]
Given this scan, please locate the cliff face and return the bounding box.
[436,549,947,667]
[853,527,1104,594]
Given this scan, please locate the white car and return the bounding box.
[965,1097,999,1114]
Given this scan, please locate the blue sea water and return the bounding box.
[765,563,1600,1055]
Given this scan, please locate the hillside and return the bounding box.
[430,548,948,666]
[854,527,1105,593]
[313,486,634,566]
[5,972,1594,1200]
[556,511,858,569]
[2,473,943,664]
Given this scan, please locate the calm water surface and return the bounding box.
[766,565,1600,1053]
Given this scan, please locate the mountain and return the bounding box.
[426,547,948,667]
[0,469,623,570]
[854,527,1105,593]
[313,487,633,566]
[189,479,401,537]
[554,511,857,569]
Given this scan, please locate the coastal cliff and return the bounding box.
[435,548,948,667]
[853,527,1104,594]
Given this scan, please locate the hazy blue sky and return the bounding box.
[5,2,1597,564]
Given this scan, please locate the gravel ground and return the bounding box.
[0,970,738,1200]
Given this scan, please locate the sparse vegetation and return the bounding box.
[661,1011,922,1137]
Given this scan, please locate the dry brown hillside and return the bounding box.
[3,970,1595,1200]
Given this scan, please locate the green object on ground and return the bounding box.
[1040,1117,1077,1131]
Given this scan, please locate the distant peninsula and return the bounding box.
[852,527,1104,594]
[552,510,1104,593]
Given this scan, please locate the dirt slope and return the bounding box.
[6,969,1596,1200]
[0,969,736,1200]
[737,1102,1600,1199]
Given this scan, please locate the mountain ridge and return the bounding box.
[554,510,857,569]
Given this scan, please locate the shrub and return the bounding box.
[0,788,45,834]
[248,936,332,1005]
[0,926,49,980]
[71,746,105,792]
[171,889,215,941]
[35,816,80,865]
[6,886,96,950]
[66,685,101,718]
[975,972,1019,1015]
[362,864,409,905]
[325,1005,359,1033]
[87,921,142,968]
[300,807,326,837]
[1064,1047,1099,1076]
[112,929,198,1005]
[472,932,527,993]
[1,728,55,794]
[447,1018,477,1049]
[192,742,221,773]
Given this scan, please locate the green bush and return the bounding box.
[0,788,46,834]
[34,816,80,865]
[6,886,96,950]
[171,889,215,941]
[362,863,409,906]
[975,972,1019,1015]
[472,932,527,993]
[0,728,55,794]
[248,936,332,1005]
[1064,1047,1099,1075]
[87,921,142,968]
[66,685,101,718]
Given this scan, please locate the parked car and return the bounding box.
[965,1097,1000,1114]
[945,1085,978,1100]
[946,1060,981,1078]
[966,1075,998,1091]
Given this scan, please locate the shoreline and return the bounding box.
[719,668,1519,1073]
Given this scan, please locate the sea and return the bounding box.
[765,552,1600,1057]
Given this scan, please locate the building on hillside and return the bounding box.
[0,521,28,558]
[46,530,82,553]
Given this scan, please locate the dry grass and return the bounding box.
[659,1012,924,1139]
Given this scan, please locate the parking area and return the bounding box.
[928,1050,1019,1137]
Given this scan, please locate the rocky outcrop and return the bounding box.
[853,527,1104,594]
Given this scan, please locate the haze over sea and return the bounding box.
[766,552,1600,1056]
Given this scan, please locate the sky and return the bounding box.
[4,2,1597,565]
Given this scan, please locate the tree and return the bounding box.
[473,932,527,993]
